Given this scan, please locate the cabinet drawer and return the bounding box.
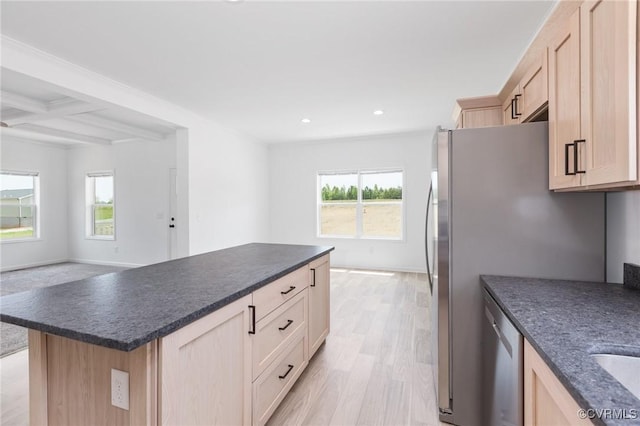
[253,266,308,321]
[253,289,307,379]
[253,336,307,426]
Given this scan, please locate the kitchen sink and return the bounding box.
[591,353,640,399]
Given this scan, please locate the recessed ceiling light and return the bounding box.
[373,110,384,116]
[301,118,311,124]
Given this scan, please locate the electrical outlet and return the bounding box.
[111,369,129,410]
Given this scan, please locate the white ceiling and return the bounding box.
[0,1,555,144]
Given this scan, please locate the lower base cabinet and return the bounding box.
[160,294,253,426]
[524,340,591,426]
[28,257,330,426]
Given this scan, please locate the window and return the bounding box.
[0,171,39,241]
[318,169,403,239]
[86,172,115,239]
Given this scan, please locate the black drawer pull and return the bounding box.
[279,319,294,331]
[310,268,316,287]
[281,286,296,295]
[279,364,294,380]
[511,98,517,120]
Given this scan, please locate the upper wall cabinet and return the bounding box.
[549,0,638,190]
[452,96,503,129]
[502,50,549,126]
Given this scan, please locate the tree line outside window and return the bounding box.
[318,170,404,239]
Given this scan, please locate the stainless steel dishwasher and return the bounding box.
[482,289,523,426]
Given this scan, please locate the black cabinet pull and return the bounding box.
[281,286,295,295]
[248,305,256,335]
[565,142,575,175]
[278,364,294,380]
[278,319,294,331]
[514,94,522,117]
[310,268,316,287]
[574,139,586,174]
[510,98,517,120]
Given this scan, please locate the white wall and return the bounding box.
[607,191,640,283]
[268,131,430,272]
[2,36,270,258]
[187,122,270,255]
[1,138,69,270]
[67,138,176,267]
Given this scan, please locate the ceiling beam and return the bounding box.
[4,99,104,126]
[67,113,166,141]
[12,124,112,145]
[1,90,48,113]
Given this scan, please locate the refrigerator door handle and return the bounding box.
[426,182,433,294]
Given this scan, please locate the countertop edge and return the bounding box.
[1,245,335,352]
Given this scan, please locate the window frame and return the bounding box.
[0,170,40,243]
[85,171,116,241]
[317,168,405,241]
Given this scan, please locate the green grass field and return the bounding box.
[0,228,34,240]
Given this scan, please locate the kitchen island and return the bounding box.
[482,275,640,426]
[0,243,333,426]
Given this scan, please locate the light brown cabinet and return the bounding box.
[251,274,309,426]
[549,0,638,190]
[452,96,503,129]
[524,340,591,426]
[308,254,330,357]
[160,295,253,426]
[28,256,331,426]
[503,50,549,126]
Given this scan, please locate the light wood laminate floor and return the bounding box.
[0,269,443,426]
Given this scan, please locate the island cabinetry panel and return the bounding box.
[159,294,252,426]
[252,265,308,322]
[524,340,590,426]
[28,330,157,426]
[252,288,307,379]
[252,335,307,426]
[308,254,330,357]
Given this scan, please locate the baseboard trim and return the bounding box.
[68,258,145,269]
[1,259,69,273]
[329,263,427,274]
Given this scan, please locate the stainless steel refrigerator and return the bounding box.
[425,122,605,425]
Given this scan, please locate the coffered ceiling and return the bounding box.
[1,69,178,146]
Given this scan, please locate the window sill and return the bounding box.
[0,237,42,244]
[317,234,405,242]
[86,236,116,241]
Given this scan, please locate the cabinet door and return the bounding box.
[461,107,503,128]
[548,8,583,190]
[520,49,548,121]
[160,295,252,426]
[308,255,330,357]
[581,0,638,186]
[524,340,591,426]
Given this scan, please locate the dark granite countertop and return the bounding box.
[481,275,640,426]
[0,243,333,352]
